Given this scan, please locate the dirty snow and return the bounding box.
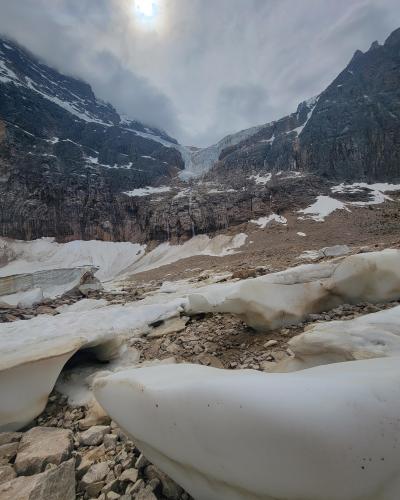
[0,238,146,282]
[119,234,248,277]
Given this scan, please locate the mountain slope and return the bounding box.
[204,28,400,183]
[0,37,186,241]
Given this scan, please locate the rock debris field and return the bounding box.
[1,237,400,499]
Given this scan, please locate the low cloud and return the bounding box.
[0,0,398,146]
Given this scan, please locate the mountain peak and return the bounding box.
[384,27,400,47]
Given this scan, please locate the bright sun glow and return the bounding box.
[135,0,155,18]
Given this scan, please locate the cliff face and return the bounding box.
[212,28,400,182]
[0,38,185,241]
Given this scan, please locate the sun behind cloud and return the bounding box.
[134,0,156,19]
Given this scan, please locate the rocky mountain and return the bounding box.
[1,28,400,244]
[206,27,400,183]
[0,37,185,241]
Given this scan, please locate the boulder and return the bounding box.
[119,468,138,483]
[0,458,75,500]
[0,432,22,446]
[14,427,73,475]
[0,465,16,484]
[79,425,110,446]
[0,442,18,461]
[81,462,110,488]
[144,465,182,499]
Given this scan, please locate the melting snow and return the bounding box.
[0,238,146,282]
[298,196,350,222]
[249,173,272,184]
[250,214,287,228]
[123,186,171,197]
[331,182,400,206]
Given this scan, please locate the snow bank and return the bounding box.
[120,233,247,277]
[298,195,350,221]
[297,244,351,261]
[0,238,145,282]
[55,298,109,314]
[94,357,400,500]
[0,266,99,300]
[186,250,400,330]
[0,297,185,431]
[277,305,400,372]
[250,213,287,228]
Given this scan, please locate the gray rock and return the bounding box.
[0,465,16,485]
[135,453,149,470]
[0,442,18,462]
[264,340,278,348]
[79,425,110,446]
[0,458,75,500]
[105,492,120,500]
[0,432,22,446]
[119,468,138,483]
[85,481,105,497]
[81,462,110,487]
[321,245,351,258]
[103,434,118,450]
[135,486,158,500]
[144,465,183,499]
[14,427,73,475]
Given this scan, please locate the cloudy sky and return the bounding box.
[0,0,399,146]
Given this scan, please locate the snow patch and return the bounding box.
[249,173,272,185]
[298,196,350,221]
[250,213,287,228]
[123,186,171,197]
[331,182,400,206]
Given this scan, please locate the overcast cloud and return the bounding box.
[0,0,399,146]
